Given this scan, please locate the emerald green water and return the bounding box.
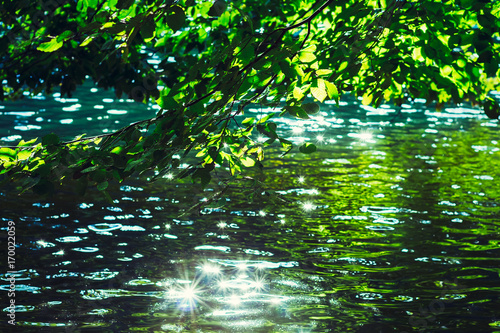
[1,84,500,332]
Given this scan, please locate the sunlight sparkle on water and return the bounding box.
[250,275,267,292]
[301,201,316,212]
[291,126,304,135]
[201,263,221,275]
[53,249,65,256]
[351,128,374,142]
[170,283,202,311]
[270,297,283,304]
[227,294,242,306]
[297,176,305,183]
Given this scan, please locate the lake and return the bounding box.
[1,83,500,332]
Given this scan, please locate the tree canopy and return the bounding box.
[1,0,499,199]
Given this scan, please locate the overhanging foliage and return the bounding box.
[1,0,499,199]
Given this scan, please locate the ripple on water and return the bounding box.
[88,308,114,316]
[356,292,384,300]
[88,223,122,232]
[127,279,154,286]
[55,236,84,243]
[360,206,400,214]
[373,217,400,225]
[0,269,39,281]
[84,270,119,280]
[0,285,41,293]
[120,225,146,231]
[195,245,231,252]
[8,305,36,312]
[72,247,99,253]
[365,225,395,231]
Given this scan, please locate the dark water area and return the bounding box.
[1,84,500,332]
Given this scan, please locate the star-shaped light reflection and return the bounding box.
[171,283,203,311]
[301,201,316,212]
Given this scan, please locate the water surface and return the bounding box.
[1,85,500,332]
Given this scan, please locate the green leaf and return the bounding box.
[208,0,227,17]
[311,79,327,103]
[316,69,332,76]
[111,146,123,154]
[0,148,16,161]
[284,105,309,119]
[80,35,96,47]
[56,30,74,43]
[17,138,37,146]
[279,61,295,77]
[325,81,339,102]
[141,17,156,40]
[484,98,500,120]
[166,6,186,31]
[257,113,275,124]
[241,156,255,167]
[240,44,255,62]
[42,133,59,146]
[362,93,373,106]
[37,39,63,52]
[17,150,31,160]
[298,52,316,63]
[116,0,134,9]
[293,87,305,100]
[299,142,317,154]
[81,164,100,174]
[97,181,109,191]
[156,95,180,109]
[242,117,255,126]
[302,103,320,115]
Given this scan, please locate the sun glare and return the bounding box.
[301,201,316,212]
[357,129,374,142]
[172,283,203,311]
[291,126,305,135]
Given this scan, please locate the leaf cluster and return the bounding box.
[1,0,500,198]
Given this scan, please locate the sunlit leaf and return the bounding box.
[17,150,32,160]
[311,79,327,103]
[316,69,332,76]
[0,148,16,161]
[362,93,373,106]
[325,81,338,102]
[293,87,304,100]
[241,156,255,167]
[298,52,316,63]
[37,39,63,52]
